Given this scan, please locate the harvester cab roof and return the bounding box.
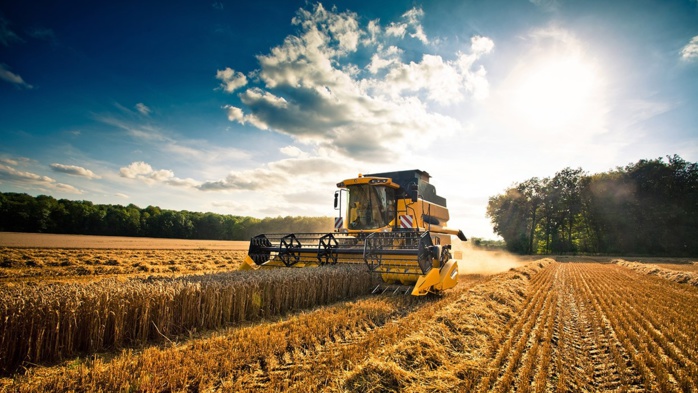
[362,169,446,207]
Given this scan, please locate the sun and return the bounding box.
[511,56,599,131]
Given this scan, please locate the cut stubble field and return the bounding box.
[0,232,250,249]
[1,233,697,392]
[0,232,249,282]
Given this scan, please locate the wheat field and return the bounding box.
[1,234,697,392]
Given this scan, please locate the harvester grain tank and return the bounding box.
[241,170,467,296]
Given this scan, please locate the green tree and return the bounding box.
[487,187,531,253]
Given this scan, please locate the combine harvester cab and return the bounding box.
[241,169,467,296]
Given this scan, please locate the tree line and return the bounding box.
[487,155,698,256]
[0,193,333,240]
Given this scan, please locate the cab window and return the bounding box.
[347,185,395,230]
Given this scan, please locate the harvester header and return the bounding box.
[242,169,467,296]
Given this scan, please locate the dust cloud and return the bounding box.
[451,240,526,275]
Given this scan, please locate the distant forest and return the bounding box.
[0,193,332,241]
[487,155,698,256]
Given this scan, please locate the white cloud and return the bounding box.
[198,156,344,191]
[279,145,308,158]
[119,161,156,178]
[0,164,52,183]
[0,158,19,166]
[369,39,485,106]
[115,192,129,198]
[135,103,151,115]
[198,168,286,191]
[97,115,250,162]
[292,3,361,56]
[0,163,81,194]
[219,3,493,161]
[367,46,402,74]
[0,156,33,166]
[0,63,32,89]
[224,105,246,122]
[364,19,381,46]
[119,161,200,188]
[224,103,270,130]
[681,36,698,61]
[216,67,248,92]
[385,23,407,39]
[385,7,428,44]
[50,163,101,179]
[402,7,428,44]
[470,35,495,56]
[380,54,470,104]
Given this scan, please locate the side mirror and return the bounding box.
[333,191,339,209]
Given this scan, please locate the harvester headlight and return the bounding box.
[369,179,388,184]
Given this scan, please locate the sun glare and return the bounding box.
[512,57,598,131]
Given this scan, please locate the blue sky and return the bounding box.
[1,0,697,239]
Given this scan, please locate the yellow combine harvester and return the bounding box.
[241,170,467,296]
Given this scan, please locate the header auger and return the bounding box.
[241,169,467,296]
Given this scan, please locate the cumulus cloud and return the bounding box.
[379,54,474,104]
[0,163,81,194]
[0,63,32,89]
[367,46,402,74]
[681,36,698,61]
[219,3,493,161]
[364,19,381,46]
[119,161,200,188]
[50,163,101,179]
[292,3,361,56]
[385,7,427,44]
[470,35,495,56]
[216,67,248,92]
[402,7,428,44]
